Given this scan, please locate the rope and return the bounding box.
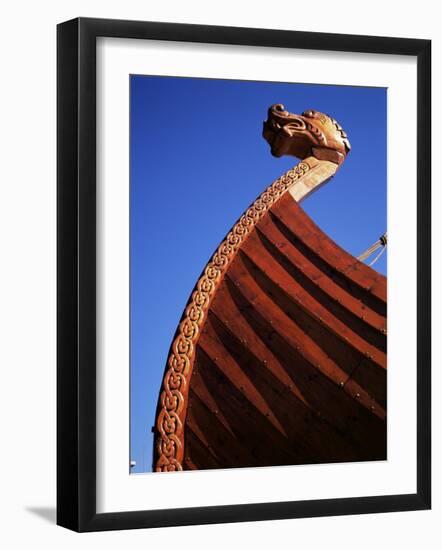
[357,232,387,264]
[368,243,386,266]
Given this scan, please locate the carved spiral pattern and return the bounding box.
[154,161,311,471]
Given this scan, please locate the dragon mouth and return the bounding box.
[263,104,311,158]
[262,122,285,157]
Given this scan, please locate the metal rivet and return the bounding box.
[355,393,361,399]
[339,381,345,387]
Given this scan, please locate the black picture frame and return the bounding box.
[57,17,431,532]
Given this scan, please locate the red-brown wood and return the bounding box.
[153,107,386,473]
[183,195,387,470]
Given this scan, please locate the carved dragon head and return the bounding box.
[263,104,351,165]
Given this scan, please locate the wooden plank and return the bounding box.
[241,232,386,369]
[270,194,387,307]
[256,214,387,339]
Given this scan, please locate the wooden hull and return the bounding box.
[153,157,386,472]
[183,193,386,470]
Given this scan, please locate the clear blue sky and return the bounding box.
[130,75,387,473]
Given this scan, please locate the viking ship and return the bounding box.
[153,104,387,472]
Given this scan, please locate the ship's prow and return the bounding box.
[153,106,386,472]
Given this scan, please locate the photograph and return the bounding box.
[0,1,434,544]
[54,15,431,532]
[129,75,387,473]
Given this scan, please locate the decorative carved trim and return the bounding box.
[154,160,312,471]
